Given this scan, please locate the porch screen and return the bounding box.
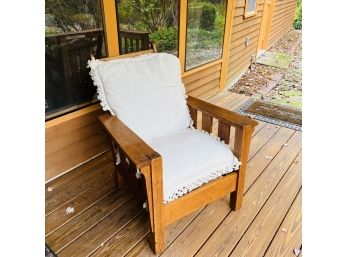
[45,0,107,119]
[185,0,227,70]
[116,0,179,56]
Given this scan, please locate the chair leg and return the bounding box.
[141,158,165,254]
[149,221,165,255]
[108,138,120,188]
[230,190,243,210]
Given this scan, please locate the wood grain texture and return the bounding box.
[45,151,112,199]
[45,169,115,235]
[58,199,143,256]
[195,132,301,257]
[269,0,296,46]
[188,95,258,128]
[46,106,110,182]
[226,0,296,85]
[45,162,115,215]
[46,188,132,252]
[45,92,302,257]
[230,154,302,257]
[98,114,160,169]
[264,189,302,257]
[164,173,237,226]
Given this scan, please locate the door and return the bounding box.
[257,0,275,52]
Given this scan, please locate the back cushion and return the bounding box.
[88,53,192,142]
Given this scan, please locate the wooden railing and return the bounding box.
[119,30,151,54]
[45,28,151,118]
[45,29,105,117]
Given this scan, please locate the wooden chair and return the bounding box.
[94,49,258,254]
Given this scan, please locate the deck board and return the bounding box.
[45,92,302,257]
[264,189,302,257]
[230,154,302,257]
[46,188,132,252]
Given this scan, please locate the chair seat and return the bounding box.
[149,129,240,203]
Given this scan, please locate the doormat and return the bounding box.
[45,244,57,257]
[256,52,293,69]
[235,99,302,131]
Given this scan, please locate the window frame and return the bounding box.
[45,0,239,122]
[45,0,112,121]
[244,0,258,18]
[183,0,228,72]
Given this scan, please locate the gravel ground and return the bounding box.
[230,29,302,109]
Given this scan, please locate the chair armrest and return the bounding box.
[98,114,161,169]
[187,95,258,128]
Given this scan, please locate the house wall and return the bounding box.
[184,61,222,99]
[226,0,265,86]
[268,0,297,47]
[226,0,297,87]
[45,105,109,181]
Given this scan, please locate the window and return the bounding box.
[116,0,179,56]
[45,0,107,119]
[245,0,258,18]
[185,0,227,70]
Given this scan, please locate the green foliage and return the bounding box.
[45,0,101,32]
[150,27,178,52]
[117,0,178,32]
[293,0,302,29]
[199,3,217,31]
[186,28,222,49]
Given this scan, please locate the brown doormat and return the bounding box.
[235,99,302,131]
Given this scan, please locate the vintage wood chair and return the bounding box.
[88,48,258,254]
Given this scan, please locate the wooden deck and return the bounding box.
[45,92,302,257]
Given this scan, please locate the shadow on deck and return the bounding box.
[45,92,302,257]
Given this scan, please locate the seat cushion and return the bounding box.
[149,129,240,203]
[88,53,192,142]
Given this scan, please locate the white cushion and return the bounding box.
[88,53,191,142]
[149,129,240,203]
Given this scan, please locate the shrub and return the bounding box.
[293,0,302,29]
[199,3,217,31]
[186,28,222,49]
[150,27,178,52]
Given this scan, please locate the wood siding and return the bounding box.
[45,105,110,182]
[184,62,222,99]
[226,0,265,85]
[268,0,297,47]
[226,0,296,87]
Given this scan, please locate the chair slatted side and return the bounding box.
[218,121,231,144]
[189,106,198,129]
[202,113,213,133]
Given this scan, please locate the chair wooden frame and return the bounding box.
[96,49,258,254]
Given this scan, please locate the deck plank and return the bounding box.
[124,208,204,257]
[58,199,143,257]
[91,213,149,257]
[45,162,115,215]
[45,151,113,199]
[46,188,133,252]
[230,154,302,257]
[264,190,302,257]
[245,127,295,190]
[194,132,301,257]
[160,196,231,257]
[45,165,116,235]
